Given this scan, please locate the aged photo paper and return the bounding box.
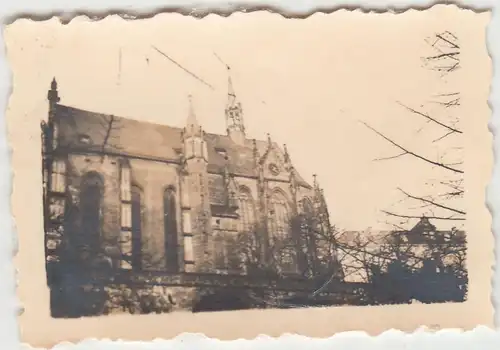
[5,5,493,347]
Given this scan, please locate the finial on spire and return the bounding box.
[313,174,318,188]
[225,66,246,144]
[252,138,259,165]
[227,67,236,100]
[267,133,272,145]
[283,144,290,163]
[48,77,60,104]
[185,94,202,137]
[187,94,197,125]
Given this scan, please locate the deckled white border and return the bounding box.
[1,0,498,349]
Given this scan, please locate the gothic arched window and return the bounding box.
[51,159,66,193]
[302,198,313,215]
[269,190,290,241]
[131,185,143,270]
[238,186,255,233]
[164,187,179,272]
[300,198,315,232]
[80,172,103,252]
[301,197,317,272]
[268,190,298,273]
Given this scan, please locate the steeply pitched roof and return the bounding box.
[54,104,311,187]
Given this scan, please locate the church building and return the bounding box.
[42,74,340,285]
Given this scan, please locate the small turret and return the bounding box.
[47,77,60,105]
[182,95,207,162]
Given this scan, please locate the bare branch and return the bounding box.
[382,210,465,221]
[397,102,463,134]
[432,130,456,143]
[397,188,466,216]
[360,121,464,174]
[436,32,460,49]
[434,92,460,97]
[373,152,408,161]
[426,52,460,61]
[101,115,115,162]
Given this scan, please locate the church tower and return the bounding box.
[181,96,213,272]
[225,68,246,145]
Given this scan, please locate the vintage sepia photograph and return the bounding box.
[6,5,493,346]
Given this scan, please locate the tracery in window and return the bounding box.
[213,233,242,272]
[238,186,255,233]
[120,161,131,202]
[80,172,103,252]
[52,123,59,149]
[268,190,297,273]
[214,234,226,270]
[51,159,66,193]
[130,185,143,270]
[302,198,313,215]
[164,187,179,272]
[268,190,290,241]
[301,198,314,231]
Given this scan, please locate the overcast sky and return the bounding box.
[5,6,490,231]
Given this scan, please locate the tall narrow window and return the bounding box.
[52,123,59,150]
[268,190,296,273]
[227,237,242,271]
[300,197,317,273]
[181,177,190,208]
[238,187,255,233]
[214,234,227,270]
[269,191,290,241]
[301,198,314,238]
[164,188,179,272]
[184,235,194,263]
[51,159,66,193]
[120,162,132,229]
[202,141,208,160]
[120,162,131,201]
[131,185,142,270]
[119,161,135,269]
[185,138,194,159]
[80,172,103,252]
[302,198,313,216]
[194,138,202,156]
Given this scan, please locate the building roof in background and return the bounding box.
[338,217,465,245]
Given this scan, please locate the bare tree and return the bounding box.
[346,31,467,303]
[362,31,464,226]
[334,220,467,304]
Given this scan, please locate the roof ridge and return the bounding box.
[55,103,312,188]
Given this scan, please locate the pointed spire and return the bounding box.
[227,67,236,101]
[252,138,259,166]
[185,94,202,137]
[313,175,326,206]
[267,133,272,146]
[289,167,297,193]
[283,144,290,163]
[187,95,198,127]
[51,77,57,90]
[225,67,245,144]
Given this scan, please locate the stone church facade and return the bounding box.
[42,76,341,299]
